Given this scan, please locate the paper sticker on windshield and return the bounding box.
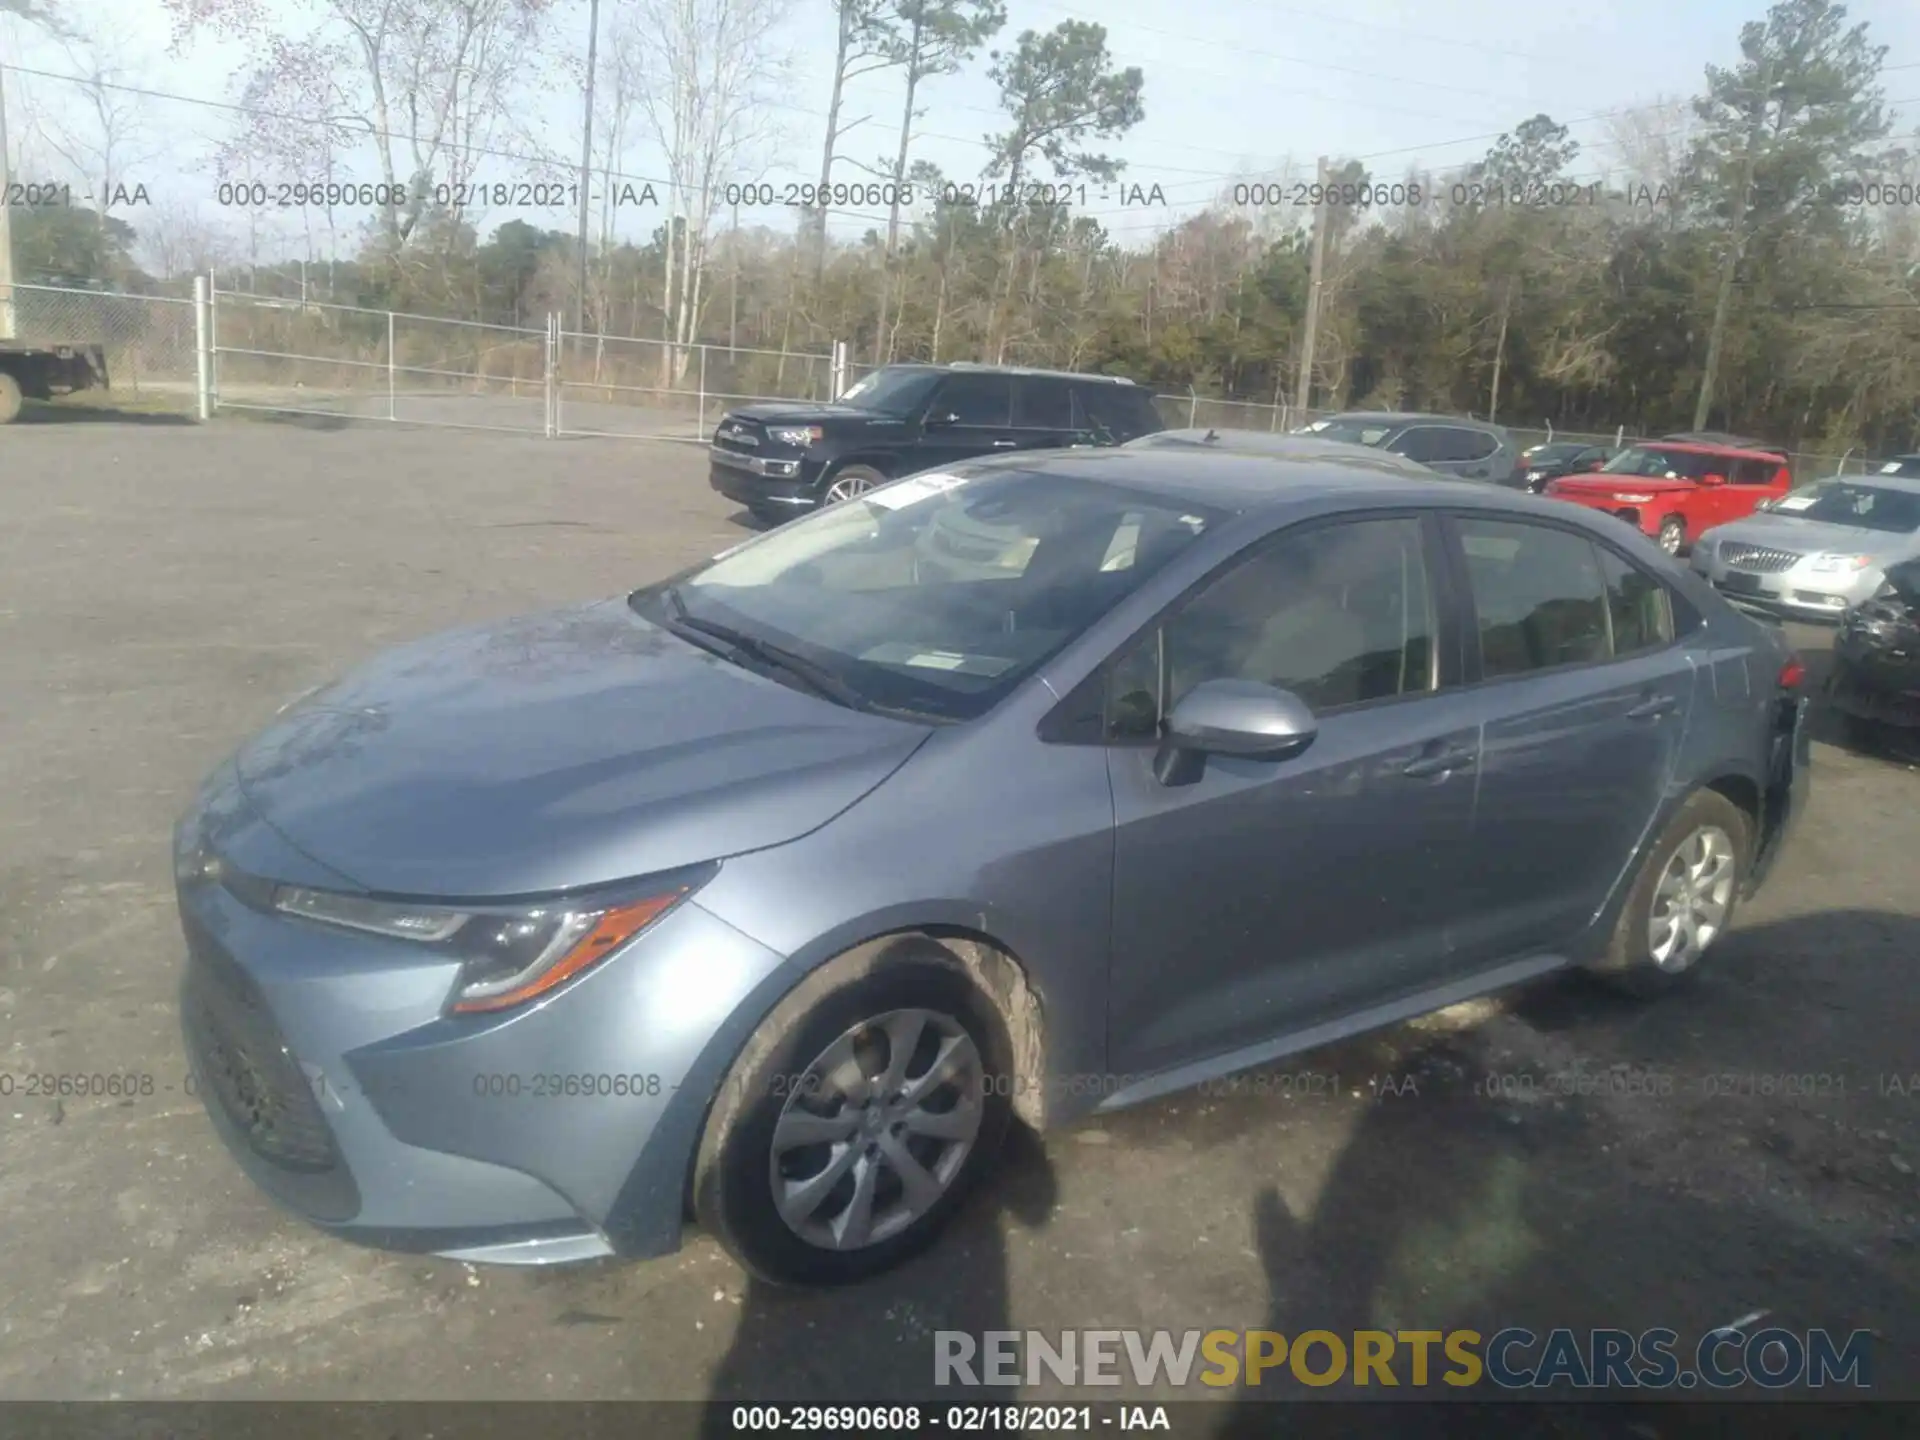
[1882,461,1904,473]
[1773,494,1817,511]
[860,642,1013,676]
[865,472,967,509]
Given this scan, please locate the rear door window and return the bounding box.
[1391,427,1443,463]
[1014,377,1076,432]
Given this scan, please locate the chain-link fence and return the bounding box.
[553,332,841,440]
[4,284,198,411]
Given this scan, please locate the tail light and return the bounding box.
[1777,656,1805,690]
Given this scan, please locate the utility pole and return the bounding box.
[1694,72,1770,432]
[0,52,15,340]
[575,0,602,358]
[1295,155,1330,416]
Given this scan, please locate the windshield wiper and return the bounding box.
[663,587,876,712]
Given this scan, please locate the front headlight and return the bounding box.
[271,874,706,1014]
[767,425,824,447]
[1805,552,1872,573]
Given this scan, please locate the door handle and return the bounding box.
[1400,746,1476,778]
[1626,694,1678,720]
[991,438,1017,448]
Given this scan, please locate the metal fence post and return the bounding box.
[1187,387,1197,427]
[697,344,707,438]
[387,311,396,421]
[207,272,220,411]
[543,313,555,438]
[193,275,211,421]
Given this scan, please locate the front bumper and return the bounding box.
[1690,553,1880,623]
[1829,649,1920,728]
[708,445,825,510]
[1545,492,1660,537]
[173,779,790,1263]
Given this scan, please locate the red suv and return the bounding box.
[1543,440,1792,555]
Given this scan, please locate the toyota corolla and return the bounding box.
[175,446,1809,1285]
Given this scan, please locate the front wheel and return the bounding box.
[821,464,888,504]
[0,371,22,425]
[1590,789,1750,997]
[1656,516,1686,555]
[692,941,1012,1285]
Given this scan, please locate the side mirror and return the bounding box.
[1702,472,1727,486]
[924,410,959,429]
[1152,679,1318,786]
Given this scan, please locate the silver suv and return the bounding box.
[1297,411,1519,484]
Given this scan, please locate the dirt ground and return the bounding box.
[1,414,1916,1422]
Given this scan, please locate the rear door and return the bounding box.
[1721,456,1787,524]
[1440,427,1504,481]
[1010,375,1080,453]
[1441,513,1698,962]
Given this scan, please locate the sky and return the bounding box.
[4,0,1920,267]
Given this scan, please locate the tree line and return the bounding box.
[8,0,1920,452]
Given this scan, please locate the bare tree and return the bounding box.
[629,0,789,381]
[37,22,161,232]
[140,196,237,280]
[163,0,553,252]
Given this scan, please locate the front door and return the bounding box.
[1441,514,1698,962]
[1105,513,1482,1076]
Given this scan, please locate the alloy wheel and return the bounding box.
[824,472,881,503]
[1658,520,1685,555]
[769,1008,985,1251]
[1647,825,1736,972]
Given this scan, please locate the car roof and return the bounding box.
[1629,439,1788,463]
[1128,427,1432,471]
[933,361,1141,385]
[1320,411,1506,431]
[966,444,1540,512]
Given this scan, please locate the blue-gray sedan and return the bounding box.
[174,444,1810,1284]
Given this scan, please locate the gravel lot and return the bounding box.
[1,415,1917,1422]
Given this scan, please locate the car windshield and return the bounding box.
[834,366,944,414]
[1601,446,1718,481]
[1310,419,1396,447]
[1768,479,1920,533]
[636,468,1221,721]
[1526,443,1588,464]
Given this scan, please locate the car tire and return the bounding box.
[821,464,888,504]
[0,371,22,425]
[691,937,1013,1285]
[1656,516,1686,555]
[1590,789,1751,998]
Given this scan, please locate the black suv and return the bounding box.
[708,363,1164,520]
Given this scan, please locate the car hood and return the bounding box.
[232,600,932,898]
[1550,474,1693,496]
[725,401,907,426]
[1704,512,1919,560]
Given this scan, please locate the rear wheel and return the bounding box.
[1656,516,1686,555]
[1591,789,1750,997]
[692,939,1012,1285]
[822,464,888,504]
[0,371,22,425]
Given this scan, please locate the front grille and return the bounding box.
[713,420,763,454]
[183,924,340,1174]
[1722,544,1801,573]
